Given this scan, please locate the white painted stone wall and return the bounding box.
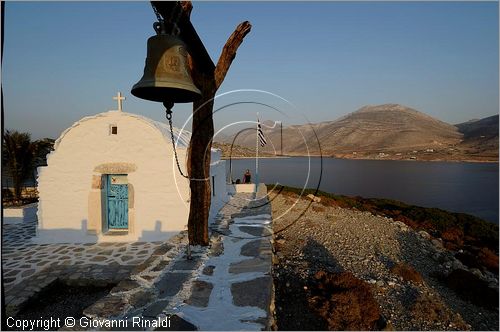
[3,203,38,224]
[209,149,229,224]
[36,111,226,244]
[227,183,260,194]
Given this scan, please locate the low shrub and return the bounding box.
[390,262,423,283]
[441,228,464,246]
[411,292,445,323]
[477,247,499,274]
[308,270,383,330]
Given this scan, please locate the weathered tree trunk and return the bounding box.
[156,1,252,246]
[187,74,216,245]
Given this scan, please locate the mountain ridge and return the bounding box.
[217,104,498,162]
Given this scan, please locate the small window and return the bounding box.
[110,125,118,135]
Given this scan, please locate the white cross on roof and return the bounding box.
[112,92,125,112]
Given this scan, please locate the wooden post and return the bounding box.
[186,73,216,245]
[152,1,251,245]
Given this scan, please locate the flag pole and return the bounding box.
[255,113,259,193]
[280,121,283,156]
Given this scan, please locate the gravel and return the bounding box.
[271,192,499,330]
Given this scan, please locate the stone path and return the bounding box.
[2,220,163,290]
[83,185,275,330]
[2,185,274,330]
[175,188,274,330]
[2,218,165,317]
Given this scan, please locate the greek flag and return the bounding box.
[257,120,267,147]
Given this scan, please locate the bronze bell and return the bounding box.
[131,24,201,104]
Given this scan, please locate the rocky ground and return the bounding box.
[270,190,499,330]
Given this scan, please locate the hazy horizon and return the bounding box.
[2,1,498,140]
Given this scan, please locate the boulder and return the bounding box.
[470,268,483,278]
[431,239,443,249]
[306,194,321,203]
[451,259,466,271]
[418,230,431,240]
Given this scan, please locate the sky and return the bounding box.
[2,1,499,140]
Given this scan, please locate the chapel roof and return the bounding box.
[54,111,192,150]
[128,112,192,148]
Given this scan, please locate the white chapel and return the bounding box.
[35,93,228,244]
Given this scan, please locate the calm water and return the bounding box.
[227,157,499,223]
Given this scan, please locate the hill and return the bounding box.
[217,104,498,162]
[212,142,273,158]
[455,115,499,160]
[457,115,498,140]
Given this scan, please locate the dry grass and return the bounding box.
[409,291,468,329]
[411,293,445,322]
[312,205,326,212]
[441,228,464,248]
[390,262,423,283]
[477,247,499,274]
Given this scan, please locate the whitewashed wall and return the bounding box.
[3,203,38,225]
[36,111,191,244]
[209,149,229,224]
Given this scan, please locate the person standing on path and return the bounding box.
[243,169,252,184]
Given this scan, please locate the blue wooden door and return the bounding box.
[107,174,128,229]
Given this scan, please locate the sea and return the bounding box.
[226,157,499,224]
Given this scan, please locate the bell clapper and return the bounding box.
[163,101,174,118]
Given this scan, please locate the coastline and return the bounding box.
[221,156,290,160]
[270,186,499,330]
[221,154,498,163]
